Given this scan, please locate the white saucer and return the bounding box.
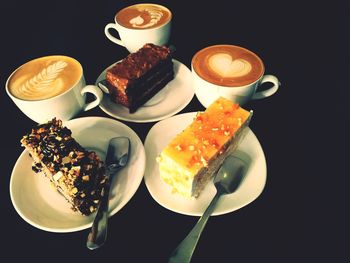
[144,112,267,216]
[95,59,194,123]
[10,117,146,232]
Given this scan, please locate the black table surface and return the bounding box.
[1,0,348,262]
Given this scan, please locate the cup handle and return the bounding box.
[81,85,103,111]
[252,75,280,100]
[104,23,125,47]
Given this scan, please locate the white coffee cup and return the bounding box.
[104,3,172,53]
[6,55,103,123]
[192,45,280,108]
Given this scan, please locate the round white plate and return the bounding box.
[144,112,267,216]
[95,59,194,123]
[10,117,146,232]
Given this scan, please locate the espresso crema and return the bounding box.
[8,55,82,101]
[192,45,264,87]
[116,4,171,29]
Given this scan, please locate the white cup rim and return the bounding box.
[6,55,84,103]
[114,3,172,31]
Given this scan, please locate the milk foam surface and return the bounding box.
[192,45,264,87]
[8,56,82,101]
[116,4,171,29]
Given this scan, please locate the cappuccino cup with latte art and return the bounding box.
[105,3,172,52]
[6,55,103,123]
[192,45,280,107]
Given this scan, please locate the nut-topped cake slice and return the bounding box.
[157,97,252,198]
[21,118,107,215]
[106,43,174,113]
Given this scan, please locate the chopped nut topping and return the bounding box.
[53,171,63,181]
[37,127,45,133]
[82,175,90,181]
[200,156,208,166]
[71,187,78,195]
[72,166,81,173]
[62,156,71,164]
[188,145,195,151]
[76,152,85,159]
[53,154,60,162]
[175,145,182,151]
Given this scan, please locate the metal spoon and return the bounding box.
[97,79,109,94]
[86,136,130,250]
[168,155,247,263]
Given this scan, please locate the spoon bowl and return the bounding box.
[214,155,246,194]
[169,155,247,263]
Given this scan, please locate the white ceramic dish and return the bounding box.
[10,117,146,232]
[96,59,194,123]
[144,112,267,216]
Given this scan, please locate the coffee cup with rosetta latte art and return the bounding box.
[105,3,172,52]
[6,55,103,123]
[192,45,280,107]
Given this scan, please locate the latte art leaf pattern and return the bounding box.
[20,60,68,93]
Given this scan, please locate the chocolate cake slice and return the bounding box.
[106,43,174,113]
[21,118,107,215]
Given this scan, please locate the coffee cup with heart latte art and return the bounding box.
[192,45,280,107]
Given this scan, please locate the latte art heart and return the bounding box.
[192,45,264,86]
[208,53,252,78]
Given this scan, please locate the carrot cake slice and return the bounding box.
[157,97,252,198]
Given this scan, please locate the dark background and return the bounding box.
[1,0,348,262]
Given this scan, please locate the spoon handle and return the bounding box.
[168,191,222,263]
[86,181,111,250]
